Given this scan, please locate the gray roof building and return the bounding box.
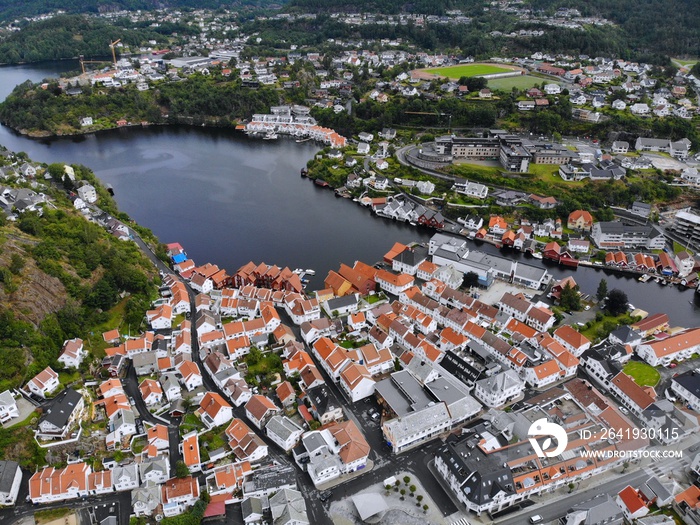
[243,464,296,498]
[0,460,20,504]
[38,388,82,433]
[564,493,623,525]
[270,488,309,525]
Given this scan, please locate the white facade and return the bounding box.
[382,402,451,453]
[77,184,98,203]
[0,391,19,424]
[473,370,524,407]
[0,462,22,505]
[112,464,139,492]
[266,416,304,452]
[636,329,700,366]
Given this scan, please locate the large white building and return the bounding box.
[429,233,550,290]
[591,221,665,250]
[637,328,700,366]
[294,420,370,488]
[473,369,524,407]
[265,416,304,452]
[77,184,98,203]
[672,210,700,250]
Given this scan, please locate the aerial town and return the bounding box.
[0,2,700,525]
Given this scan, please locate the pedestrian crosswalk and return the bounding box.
[645,456,686,479]
[450,518,471,525]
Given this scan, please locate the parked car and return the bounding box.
[319,490,332,502]
[669,363,677,368]
[530,515,543,524]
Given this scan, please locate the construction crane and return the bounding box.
[109,39,121,68]
[79,55,107,74]
[404,110,452,131]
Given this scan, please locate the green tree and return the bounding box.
[606,289,629,316]
[403,475,410,485]
[247,347,262,366]
[175,460,190,478]
[596,279,608,302]
[400,489,406,500]
[559,282,581,311]
[47,163,66,182]
[462,271,479,288]
[9,254,25,275]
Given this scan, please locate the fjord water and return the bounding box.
[0,62,698,326]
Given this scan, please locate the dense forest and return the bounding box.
[0,14,168,64]
[286,0,700,57]
[242,12,674,63]
[286,0,468,15]
[0,0,283,22]
[0,73,280,134]
[529,0,700,57]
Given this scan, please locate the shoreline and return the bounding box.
[0,119,246,140]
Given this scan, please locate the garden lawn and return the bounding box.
[673,241,693,255]
[424,64,512,78]
[623,360,660,387]
[529,163,585,187]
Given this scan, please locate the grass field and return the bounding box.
[623,360,660,387]
[672,57,697,67]
[487,75,548,91]
[424,64,513,78]
[528,163,586,187]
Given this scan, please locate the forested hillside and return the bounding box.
[0,74,281,135]
[286,0,700,57]
[286,0,463,15]
[528,0,700,57]
[0,0,283,22]
[0,160,161,393]
[0,14,167,64]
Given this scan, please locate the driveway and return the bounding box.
[2,397,36,429]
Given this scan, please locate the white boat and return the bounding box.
[305,269,316,276]
[532,252,543,259]
[293,268,304,274]
[263,131,278,140]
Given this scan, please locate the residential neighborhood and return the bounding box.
[1,3,700,525]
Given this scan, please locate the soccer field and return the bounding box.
[487,75,548,90]
[423,63,514,78]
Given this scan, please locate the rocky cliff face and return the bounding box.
[0,233,68,326]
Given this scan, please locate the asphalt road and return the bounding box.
[0,492,131,525]
[121,360,182,474]
[494,440,696,525]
